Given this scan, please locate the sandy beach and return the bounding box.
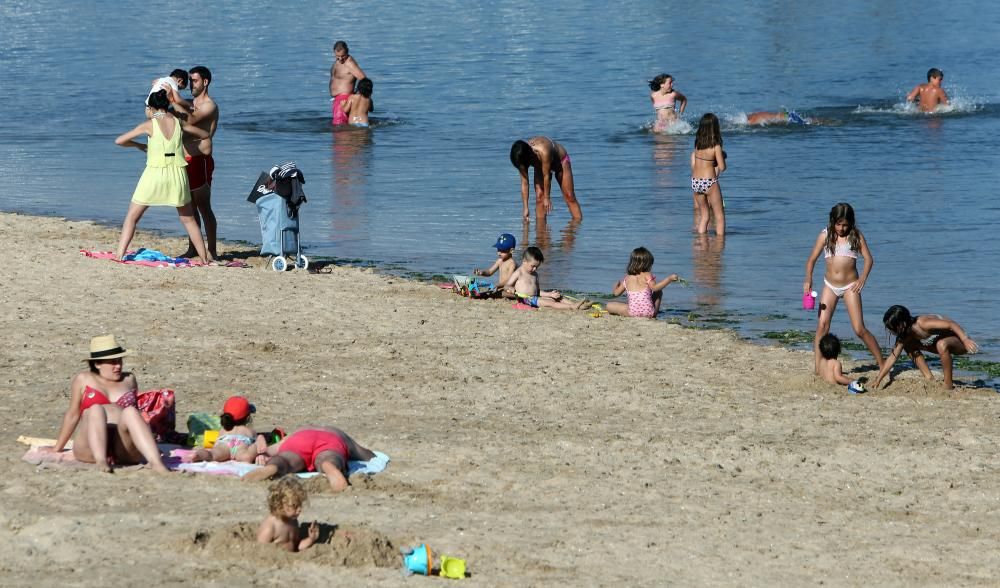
[1,211,998,586]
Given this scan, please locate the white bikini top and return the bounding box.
[821,228,858,259]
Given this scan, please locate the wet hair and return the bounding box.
[818,333,842,359]
[356,78,373,98]
[883,305,916,337]
[510,140,534,169]
[927,68,943,81]
[169,68,189,88]
[220,410,252,431]
[649,73,672,91]
[334,40,349,53]
[188,65,211,85]
[523,246,544,264]
[824,202,861,256]
[267,476,308,516]
[626,247,654,275]
[694,113,722,150]
[147,89,170,110]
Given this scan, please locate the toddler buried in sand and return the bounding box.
[257,476,319,552]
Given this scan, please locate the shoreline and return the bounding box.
[8,206,994,387]
[2,211,999,585]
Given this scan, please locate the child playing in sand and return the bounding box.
[342,78,374,128]
[192,396,268,464]
[503,246,589,310]
[691,113,726,235]
[817,334,854,386]
[256,476,319,552]
[605,247,679,318]
[872,305,978,390]
[804,203,883,375]
[473,233,517,287]
[906,68,949,113]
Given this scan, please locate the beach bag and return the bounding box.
[136,389,181,443]
[186,412,222,447]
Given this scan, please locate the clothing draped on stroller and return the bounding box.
[247,162,308,271]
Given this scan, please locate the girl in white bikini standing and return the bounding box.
[804,203,884,374]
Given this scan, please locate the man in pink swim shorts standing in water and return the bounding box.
[329,41,366,126]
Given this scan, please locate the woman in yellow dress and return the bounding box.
[113,89,213,263]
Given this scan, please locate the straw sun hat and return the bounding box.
[84,335,130,361]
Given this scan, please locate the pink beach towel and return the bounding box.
[80,250,204,268]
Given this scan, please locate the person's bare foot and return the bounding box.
[243,464,278,483]
[575,298,592,310]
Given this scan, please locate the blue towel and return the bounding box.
[123,248,190,264]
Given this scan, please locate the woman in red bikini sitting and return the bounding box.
[45,335,168,472]
[243,426,375,492]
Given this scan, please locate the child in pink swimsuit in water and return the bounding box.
[605,247,680,318]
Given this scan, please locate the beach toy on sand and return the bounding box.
[439,555,466,579]
[802,290,817,310]
[588,303,606,318]
[848,380,866,394]
[202,430,219,448]
[512,302,535,310]
[402,543,432,576]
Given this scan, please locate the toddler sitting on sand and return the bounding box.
[473,232,518,288]
[817,334,853,386]
[256,477,319,552]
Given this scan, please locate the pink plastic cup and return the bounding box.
[802,291,817,310]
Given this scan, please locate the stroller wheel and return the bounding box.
[296,255,309,270]
[271,256,288,272]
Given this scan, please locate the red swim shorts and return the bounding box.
[331,93,351,125]
[185,154,215,190]
[279,429,349,472]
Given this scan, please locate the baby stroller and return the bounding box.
[247,162,308,271]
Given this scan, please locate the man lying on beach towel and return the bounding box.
[242,426,377,492]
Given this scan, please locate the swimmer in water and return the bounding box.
[906,68,949,112]
[746,110,808,125]
[649,74,687,132]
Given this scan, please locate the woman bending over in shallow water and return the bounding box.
[510,137,583,222]
[44,335,168,473]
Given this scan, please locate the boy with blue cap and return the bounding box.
[473,233,518,289]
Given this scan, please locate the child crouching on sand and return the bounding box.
[873,305,978,390]
[503,246,589,310]
[256,477,319,552]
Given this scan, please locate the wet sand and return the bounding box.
[1,212,998,586]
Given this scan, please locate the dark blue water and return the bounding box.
[2,1,999,378]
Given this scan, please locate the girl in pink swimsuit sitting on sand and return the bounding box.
[606,247,680,318]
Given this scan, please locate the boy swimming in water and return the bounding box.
[503,246,589,310]
[906,68,949,112]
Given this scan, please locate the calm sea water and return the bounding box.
[2,1,999,380]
